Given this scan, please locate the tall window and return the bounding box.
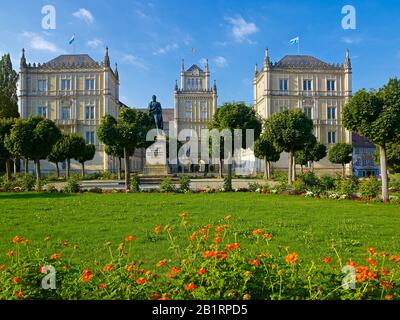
[200,101,208,120]
[38,80,48,92]
[185,101,192,119]
[328,131,336,144]
[61,79,71,91]
[303,107,312,119]
[279,79,288,92]
[85,106,95,120]
[85,79,95,90]
[327,107,336,120]
[38,106,48,118]
[85,131,95,144]
[303,80,312,91]
[62,107,70,120]
[327,80,336,92]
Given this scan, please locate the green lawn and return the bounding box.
[1,192,400,267]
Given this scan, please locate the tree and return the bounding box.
[98,109,154,190]
[105,144,124,180]
[76,144,96,177]
[47,140,66,178]
[5,117,61,183]
[209,102,262,179]
[0,118,14,180]
[254,133,281,179]
[0,54,19,118]
[56,133,86,178]
[295,137,327,173]
[264,109,314,185]
[343,79,400,201]
[328,143,353,178]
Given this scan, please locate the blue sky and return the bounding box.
[0,0,399,108]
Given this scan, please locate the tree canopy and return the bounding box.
[328,143,353,177]
[0,54,19,118]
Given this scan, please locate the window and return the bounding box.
[85,131,95,145]
[200,101,208,120]
[185,101,192,119]
[328,131,336,144]
[279,106,288,113]
[327,80,336,92]
[38,106,48,118]
[279,79,288,92]
[303,107,312,119]
[38,80,48,92]
[61,79,71,91]
[303,80,312,91]
[85,106,95,120]
[328,107,336,120]
[85,79,95,90]
[62,107,70,120]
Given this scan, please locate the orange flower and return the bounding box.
[213,237,222,244]
[155,225,162,234]
[285,253,299,265]
[15,291,24,298]
[206,224,213,229]
[179,213,189,217]
[380,281,394,290]
[6,251,17,257]
[124,236,137,242]
[170,267,182,274]
[262,233,272,240]
[159,297,170,300]
[252,229,264,235]
[126,264,136,272]
[156,260,167,267]
[366,258,377,267]
[12,236,24,243]
[380,270,390,276]
[50,253,61,260]
[63,241,69,247]
[385,294,393,301]
[189,235,196,241]
[151,293,161,300]
[250,260,260,266]
[136,277,148,285]
[82,269,93,283]
[103,265,114,272]
[200,235,209,241]
[367,248,376,254]
[184,283,196,291]
[322,257,332,263]
[199,229,207,234]
[99,284,107,289]
[167,273,174,278]
[197,268,206,275]
[12,277,22,284]
[225,243,241,250]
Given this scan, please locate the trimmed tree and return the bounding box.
[105,144,124,180]
[264,109,314,185]
[254,133,281,179]
[0,54,19,119]
[295,137,327,173]
[0,118,14,180]
[343,80,400,201]
[76,144,96,177]
[57,133,86,178]
[328,143,353,178]
[47,141,66,178]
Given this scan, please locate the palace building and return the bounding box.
[253,48,353,174]
[18,48,120,173]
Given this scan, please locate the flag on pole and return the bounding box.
[289,36,300,45]
[69,34,75,45]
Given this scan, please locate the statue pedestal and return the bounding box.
[144,164,169,176]
[144,134,169,176]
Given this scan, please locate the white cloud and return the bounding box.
[213,56,228,68]
[21,32,63,53]
[73,8,95,25]
[136,10,149,19]
[224,15,258,43]
[121,54,148,70]
[87,38,103,49]
[153,43,179,55]
[341,36,361,44]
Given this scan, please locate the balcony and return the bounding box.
[28,90,103,97]
[268,90,344,97]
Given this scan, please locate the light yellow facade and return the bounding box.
[253,49,353,173]
[18,48,120,173]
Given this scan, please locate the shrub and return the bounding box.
[179,176,190,193]
[320,175,336,191]
[223,175,232,192]
[130,175,140,193]
[389,174,400,191]
[45,182,58,193]
[299,172,320,188]
[63,176,81,193]
[358,176,381,199]
[160,177,176,193]
[335,179,358,198]
[0,175,15,192]
[271,171,288,182]
[290,179,307,195]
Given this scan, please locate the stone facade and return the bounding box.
[253,48,353,174]
[18,48,120,174]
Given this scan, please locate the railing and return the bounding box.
[268,90,348,97]
[27,90,103,97]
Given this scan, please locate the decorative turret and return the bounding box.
[254,63,258,76]
[344,48,351,69]
[174,79,178,91]
[104,47,110,68]
[181,59,185,72]
[205,59,209,72]
[213,80,217,94]
[20,48,27,69]
[264,48,271,69]
[114,63,119,80]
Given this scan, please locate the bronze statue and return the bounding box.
[148,95,164,131]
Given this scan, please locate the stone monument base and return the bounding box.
[144,164,169,176]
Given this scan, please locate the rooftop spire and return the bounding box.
[213,80,217,93]
[264,47,270,66]
[20,48,27,69]
[174,79,178,91]
[181,59,185,72]
[254,63,258,75]
[104,46,110,68]
[345,48,351,69]
[205,58,209,72]
[114,63,119,80]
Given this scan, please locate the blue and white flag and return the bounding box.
[69,34,75,45]
[289,36,300,45]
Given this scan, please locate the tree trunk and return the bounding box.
[288,151,293,185]
[5,159,12,181]
[219,159,223,178]
[267,161,271,180]
[123,147,130,190]
[379,145,389,202]
[301,165,304,174]
[66,158,70,178]
[342,164,346,179]
[118,157,122,180]
[81,162,85,177]
[13,160,17,175]
[35,159,41,184]
[264,156,268,179]
[292,154,296,182]
[25,159,29,175]
[56,163,60,178]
